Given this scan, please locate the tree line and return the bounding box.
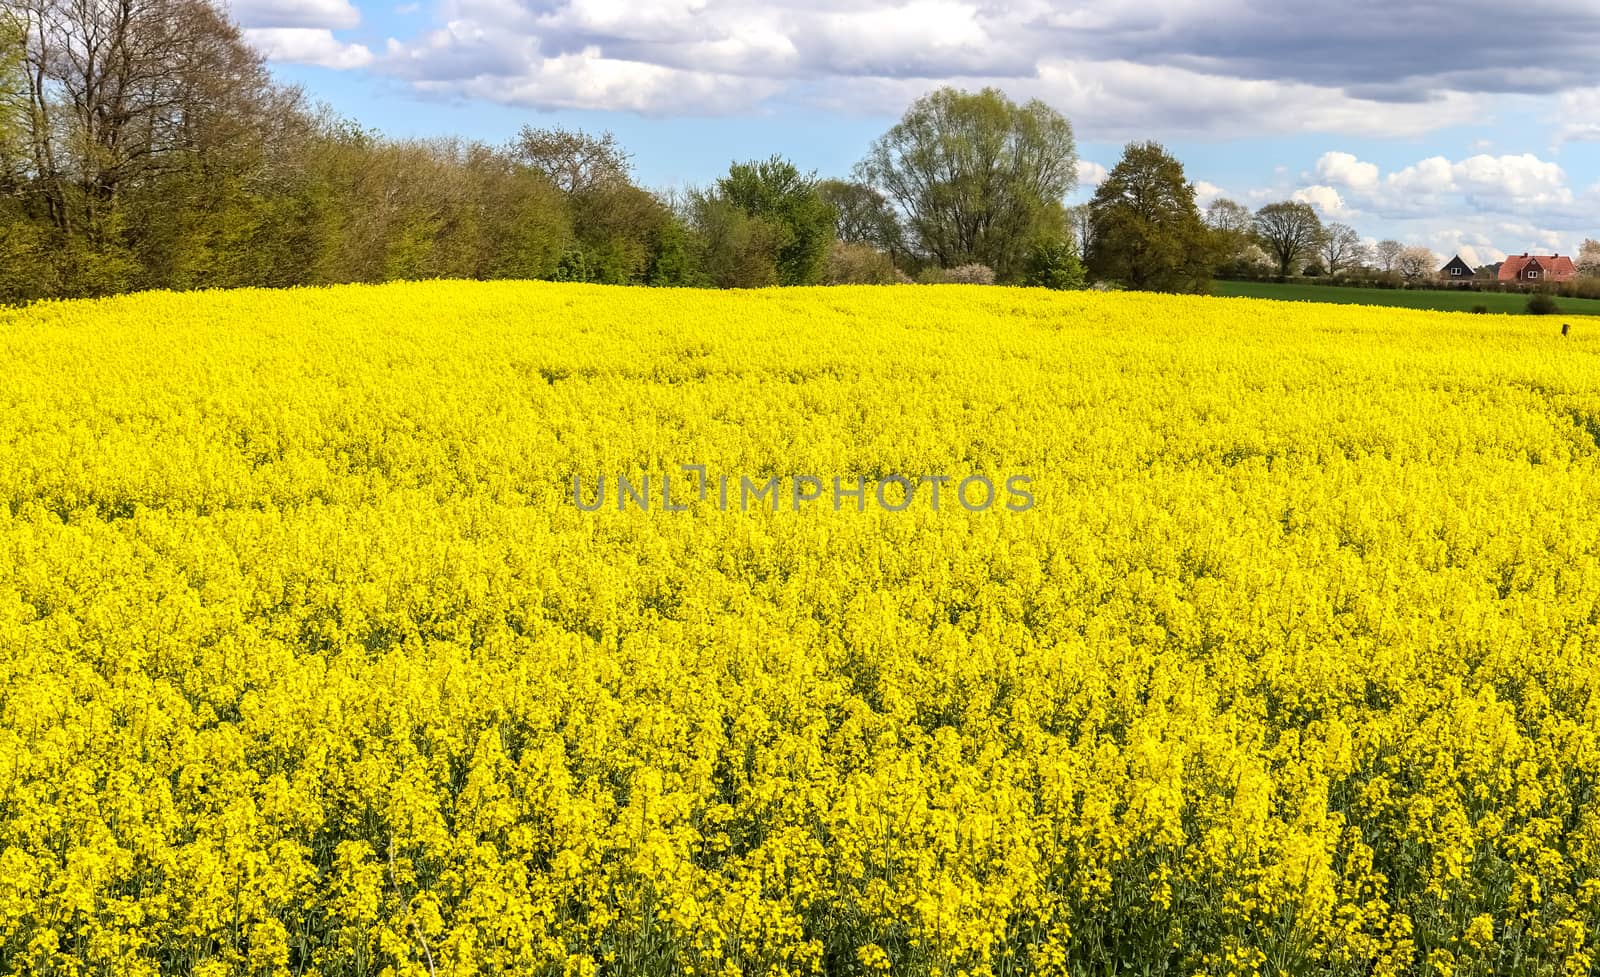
[1208,198,1447,284]
[0,0,1086,303]
[1206,200,1600,293]
[7,0,1591,305]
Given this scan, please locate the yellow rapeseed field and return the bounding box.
[2,281,1599,977]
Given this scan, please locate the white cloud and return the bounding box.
[372,0,1499,133]
[389,35,779,113]
[245,28,374,68]
[1308,151,1578,220]
[802,1,1009,77]
[1077,160,1109,188]
[1427,231,1505,268]
[230,0,360,29]
[1032,60,1480,140]
[1413,219,1579,266]
[1452,154,1572,209]
[1192,180,1224,206]
[1491,222,1566,251]
[1384,156,1455,196]
[1556,87,1600,144]
[1291,184,1352,218]
[1311,151,1378,191]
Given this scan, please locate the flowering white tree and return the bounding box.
[1578,238,1600,278]
[1395,246,1438,284]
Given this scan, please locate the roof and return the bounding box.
[1499,253,1578,281]
[1439,254,1473,273]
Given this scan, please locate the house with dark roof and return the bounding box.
[1438,254,1474,280]
[1498,253,1577,284]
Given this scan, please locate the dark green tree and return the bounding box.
[818,179,903,257]
[643,212,704,287]
[1022,238,1086,290]
[1086,141,1213,293]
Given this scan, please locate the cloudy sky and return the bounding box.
[236,0,1600,265]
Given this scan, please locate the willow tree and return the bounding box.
[856,86,1077,281]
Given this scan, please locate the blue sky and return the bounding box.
[239,0,1600,266]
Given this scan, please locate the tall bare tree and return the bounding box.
[1253,201,1322,277]
[1066,202,1092,258]
[1204,198,1253,236]
[1205,198,1255,273]
[1317,222,1369,277]
[12,0,279,241]
[0,14,24,175]
[1373,239,1405,273]
[510,127,631,195]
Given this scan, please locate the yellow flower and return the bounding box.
[2,281,1599,975]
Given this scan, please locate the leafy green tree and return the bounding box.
[644,212,704,287]
[568,182,680,284]
[714,156,834,286]
[468,145,573,282]
[1086,141,1213,293]
[690,195,782,289]
[857,86,1077,281]
[1204,198,1258,276]
[510,126,669,284]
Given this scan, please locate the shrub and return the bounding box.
[1559,277,1600,300]
[1527,292,1561,315]
[822,241,900,285]
[920,263,996,285]
[1471,304,1490,315]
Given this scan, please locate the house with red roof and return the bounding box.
[1498,253,1577,284]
